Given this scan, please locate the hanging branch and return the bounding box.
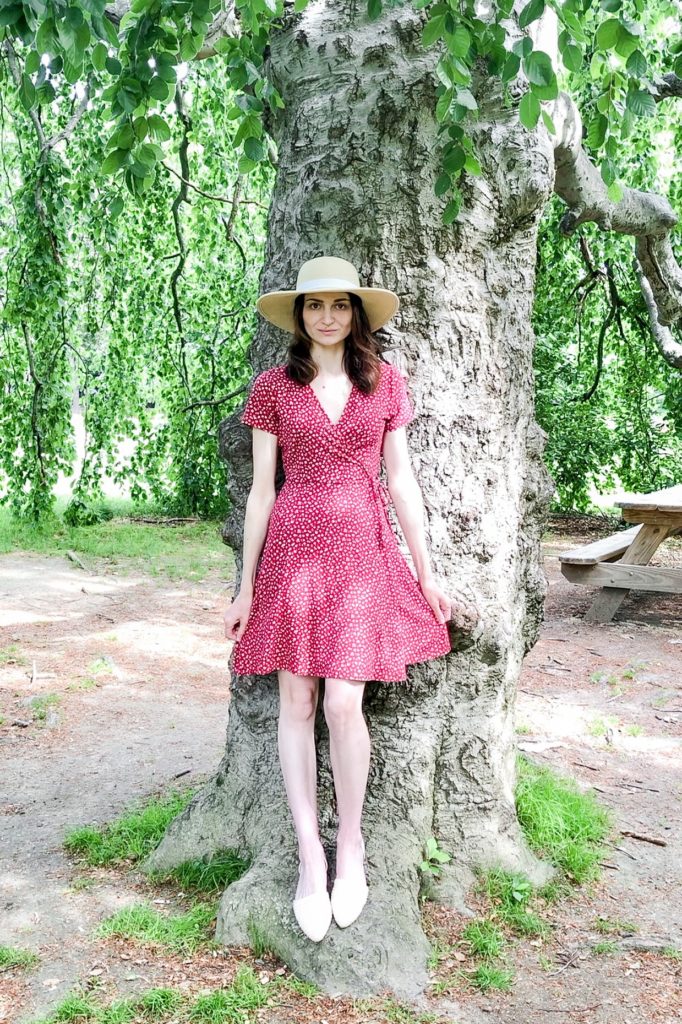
[169,83,193,400]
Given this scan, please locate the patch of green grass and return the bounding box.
[187,965,270,1023]
[662,946,682,960]
[62,787,195,866]
[274,974,320,999]
[479,868,548,936]
[0,643,28,666]
[0,944,40,969]
[592,939,618,954]
[427,938,454,970]
[461,919,506,959]
[469,963,514,991]
[31,693,61,721]
[594,916,638,934]
[515,722,533,735]
[245,915,281,960]
[624,724,643,737]
[380,998,439,1023]
[69,876,98,892]
[148,849,251,896]
[515,754,613,883]
[96,901,217,954]
[27,986,185,1024]
[587,714,619,738]
[0,504,230,583]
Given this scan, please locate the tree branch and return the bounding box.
[549,91,682,356]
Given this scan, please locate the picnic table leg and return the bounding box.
[584,523,672,623]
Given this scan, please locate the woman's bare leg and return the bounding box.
[323,677,370,882]
[277,670,327,899]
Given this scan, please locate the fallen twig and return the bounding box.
[620,829,667,847]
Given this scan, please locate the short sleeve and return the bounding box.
[385,365,414,431]
[240,371,279,436]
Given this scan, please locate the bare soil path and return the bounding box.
[0,529,680,1024]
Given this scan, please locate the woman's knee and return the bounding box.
[323,678,365,730]
[278,670,320,721]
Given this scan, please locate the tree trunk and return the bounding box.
[141,0,556,1000]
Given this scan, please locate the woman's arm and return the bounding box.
[239,428,278,595]
[382,427,437,586]
[224,427,278,640]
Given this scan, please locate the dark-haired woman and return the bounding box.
[223,256,454,942]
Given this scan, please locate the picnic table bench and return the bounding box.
[558,485,682,622]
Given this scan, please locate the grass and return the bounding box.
[662,946,682,959]
[0,502,230,583]
[594,916,638,934]
[62,788,196,866]
[592,939,618,954]
[515,753,613,883]
[469,964,514,991]
[148,849,251,896]
[30,693,61,721]
[461,919,506,959]
[0,642,28,666]
[587,714,619,738]
[25,967,272,1024]
[96,901,218,954]
[478,869,548,936]
[0,944,40,970]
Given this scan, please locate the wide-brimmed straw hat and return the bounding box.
[256,256,400,334]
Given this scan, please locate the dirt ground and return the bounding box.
[0,526,680,1024]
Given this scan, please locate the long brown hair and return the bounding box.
[284,293,389,394]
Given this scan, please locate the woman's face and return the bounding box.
[301,292,354,345]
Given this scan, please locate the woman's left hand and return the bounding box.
[418,577,452,624]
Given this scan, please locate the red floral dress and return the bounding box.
[231,359,451,682]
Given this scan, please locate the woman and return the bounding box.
[223,256,455,943]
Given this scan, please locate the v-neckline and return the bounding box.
[307,378,355,428]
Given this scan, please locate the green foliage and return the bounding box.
[96,901,217,953]
[419,835,452,877]
[0,944,40,969]
[515,754,613,882]
[63,787,196,865]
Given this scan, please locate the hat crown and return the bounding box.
[296,257,360,290]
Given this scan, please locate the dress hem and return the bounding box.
[231,642,451,684]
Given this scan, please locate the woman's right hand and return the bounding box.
[223,591,253,641]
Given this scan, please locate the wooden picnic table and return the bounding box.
[559,485,682,623]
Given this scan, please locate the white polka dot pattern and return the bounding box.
[232,360,451,682]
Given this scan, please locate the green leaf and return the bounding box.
[25,50,41,75]
[148,76,170,100]
[244,136,264,161]
[600,156,616,185]
[519,0,545,29]
[368,0,382,20]
[519,89,540,129]
[109,122,135,149]
[133,116,148,141]
[561,43,583,72]
[101,148,130,174]
[36,18,55,52]
[586,112,607,149]
[455,87,477,111]
[435,172,452,197]
[148,114,171,141]
[19,73,36,112]
[443,192,462,224]
[541,108,556,135]
[464,154,481,175]
[512,36,533,59]
[625,49,646,77]
[422,15,445,48]
[625,87,656,116]
[0,4,22,27]
[91,41,108,71]
[449,24,471,59]
[109,196,124,219]
[595,18,621,49]
[607,179,623,203]
[436,87,453,122]
[501,52,521,82]
[105,56,122,76]
[237,154,257,173]
[524,50,554,87]
[443,144,465,174]
[600,0,621,10]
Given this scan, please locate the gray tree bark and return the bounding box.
[141,0,557,1000]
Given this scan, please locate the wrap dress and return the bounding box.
[231,359,451,682]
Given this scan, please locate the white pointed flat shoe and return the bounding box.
[292,860,332,942]
[331,837,368,928]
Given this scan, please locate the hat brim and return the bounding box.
[256,287,400,334]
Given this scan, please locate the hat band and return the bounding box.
[296,276,361,293]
